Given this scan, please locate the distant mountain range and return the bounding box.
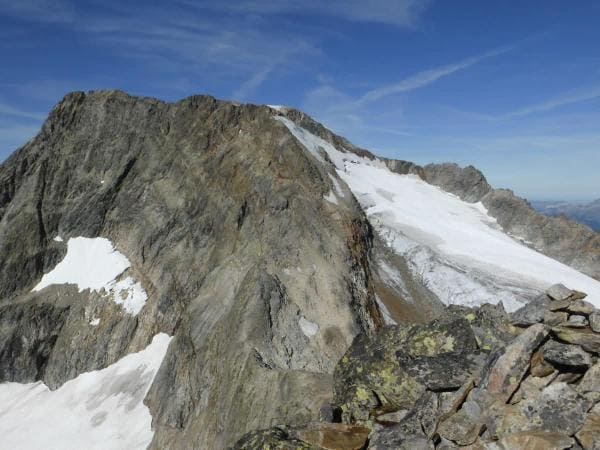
[532,199,600,231]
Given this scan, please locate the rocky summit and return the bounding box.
[1,91,600,449]
[235,284,600,449]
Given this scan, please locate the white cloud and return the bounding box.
[356,46,513,106]
[501,85,600,119]
[0,102,45,120]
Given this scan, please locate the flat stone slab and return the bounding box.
[483,324,549,402]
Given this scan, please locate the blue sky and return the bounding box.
[1,0,600,201]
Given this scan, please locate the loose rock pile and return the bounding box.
[233,284,600,449]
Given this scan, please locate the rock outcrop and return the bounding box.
[236,284,600,449]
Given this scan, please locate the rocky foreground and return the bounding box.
[234,284,600,449]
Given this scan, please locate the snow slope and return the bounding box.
[0,333,171,450]
[33,237,148,314]
[276,116,600,310]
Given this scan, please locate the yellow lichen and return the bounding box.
[356,387,371,402]
[441,336,455,352]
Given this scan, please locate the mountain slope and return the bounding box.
[273,114,600,311]
[0,91,599,449]
[0,91,382,449]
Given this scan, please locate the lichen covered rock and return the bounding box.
[333,317,481,423]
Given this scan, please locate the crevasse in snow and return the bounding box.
[33,237,148,314]
[276,116,600,310]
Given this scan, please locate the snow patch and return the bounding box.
[0,333,172,450]
[375,295,396,325]
[89,318,100,326]
[324,191,338,204]
[33,237,148,315]
[53,236,64,242]
[299,316,319,338]
[328,173,345,198]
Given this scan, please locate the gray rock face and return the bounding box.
[547,283,575,301]
[481,323,549,402]
[510,294,550,326]
[0,298,69,382]
[481,189,600,281]
[0,90,384,448]
[542,340,592,369]
[422,163,492,203]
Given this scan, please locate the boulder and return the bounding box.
[511,295,550,326]
[564,315,589,328]
[546,284,575,302]
[232,427,314,449]
[566,300,596,316]
[481,324,549,402]
[396,351,485,391]
[437,411,485,446]
[542,340,593,369]
[543,311,568,326]
[589,312,600,332]
[576,413,600,450]
[489,430,574,450]
[552,327,600,353]
[450,303,516,350]
[536,382,591,435]
[509,371,555,404]
[367,426,433,450]
[296,423,370,450]
[530,349,555,377]
[232,423,370,450]
[577,363,600,403]
[333,317,480,422]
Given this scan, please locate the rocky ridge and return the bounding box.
[274,108,600,282]
[533,199,600,233]
[234,284,600,449]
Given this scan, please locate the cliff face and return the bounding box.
[0,91,382,448]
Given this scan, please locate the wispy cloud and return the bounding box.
[185,0,432,28]
[11,1,321,100]
[302,45,514,140]
[355,46,513,106]
[0,102,45,121]
[0,0,75,23]
[501,85,600,119]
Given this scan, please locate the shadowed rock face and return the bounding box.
[0,90,383,448]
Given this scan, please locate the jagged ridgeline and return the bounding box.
[0,91,599,449]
